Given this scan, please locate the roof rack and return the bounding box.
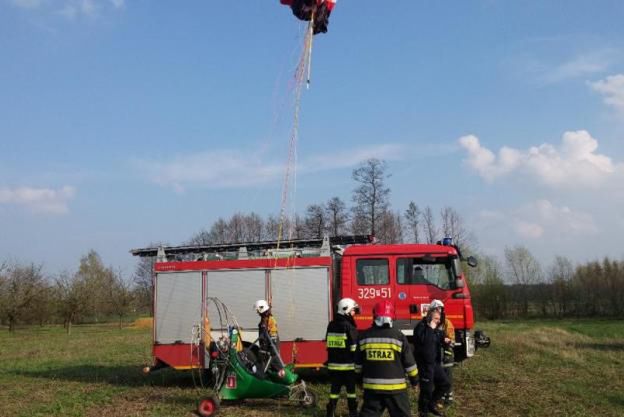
[130,235,371,262]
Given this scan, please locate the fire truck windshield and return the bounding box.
[397,257,455,289]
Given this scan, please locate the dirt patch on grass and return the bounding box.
[130,318,153,329]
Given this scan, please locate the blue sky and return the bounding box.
[1,0,624,276]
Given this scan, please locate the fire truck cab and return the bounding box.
[338,240,478,361]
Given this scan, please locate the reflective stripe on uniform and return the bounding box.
[363,382,407,391]
[363,377,408,391]
[346,393,357,399]
[350,344,357,352]
[363,377,407,385]
[359,342,402,352]
[329,394,340,399]
[327,332,348,348]
[267,316,279,338]
[327,362,355,371]
[359,337,403,348]
[406,364,418,377]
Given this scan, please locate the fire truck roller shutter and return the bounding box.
[270,267,330,341]
[155,272,203,344]
[205,270,266,334]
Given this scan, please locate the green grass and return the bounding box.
[0,320,623,417]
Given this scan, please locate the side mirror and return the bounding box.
[455,278,465,288]
[466,256,478,268]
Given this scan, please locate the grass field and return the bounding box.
[1,320,622,417]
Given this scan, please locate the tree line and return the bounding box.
[0,251,135,333]
[187,159,473,248]
[468,247,624,320]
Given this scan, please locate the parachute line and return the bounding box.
[276,18,315,254]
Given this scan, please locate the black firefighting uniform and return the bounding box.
[325,314,359,416]
[258,314,282,372]
[355,324,419,417]
[413,317,451,415]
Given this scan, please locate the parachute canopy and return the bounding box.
[280,0,336,34]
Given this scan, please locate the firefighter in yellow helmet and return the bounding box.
[325,297,360,417]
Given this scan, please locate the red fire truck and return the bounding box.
[132,236,489,372]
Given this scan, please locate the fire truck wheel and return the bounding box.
[197,395,220,417]
[299,390,317,408]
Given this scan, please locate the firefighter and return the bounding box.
[254,299,282,372]
[413,308,451,417]
[428,300,455,404]
[325,297,360,417]
[355,300,419,417]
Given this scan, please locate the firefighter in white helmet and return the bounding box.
[325,298,360,417]
[428,300,455,405]
[413,301,451,416]
[254,299,281,371]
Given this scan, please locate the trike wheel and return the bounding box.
[197,394,220,417]
[299,390,317,408]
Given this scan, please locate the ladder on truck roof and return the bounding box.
[130,235,371,262]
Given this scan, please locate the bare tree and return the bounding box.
[0,262,45,332]
[377,210,404,244]
[264,215,281,241]
[404,201,421,243]
[548,256,574,317]
[227,213,246,243]
[325,197,349,236]
[292,214,306,240]
[187,228,212,245]
[504,246,542,316]
[243,212,264,242]
[440,206,474,248]
[304,204,327,238]
[351,158,391,236]
[76,250,116,321]
[108,270,134,329]
[469,255,507,320]
[208,218,229,244]
[422,206,438,244]
[133,255,155,316]
[55,271,89,335]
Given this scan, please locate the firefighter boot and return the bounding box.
[347,398,358,417]
[325,399,337,417]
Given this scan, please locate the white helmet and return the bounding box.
[254,299,270,314]
[337,298,359,316]
[429,299,444,311]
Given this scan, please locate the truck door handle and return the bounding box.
[409,304,419,314]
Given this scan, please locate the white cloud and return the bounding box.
[459,131,620,188]
[515,48,616,85]
[543,51,612,83]
[0,185,76,214]
[136,144,403,191]
[458,135,522,182]
[590,73,624,116]
[478,199,597,241]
